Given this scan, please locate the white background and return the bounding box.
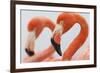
[0,0,100,73]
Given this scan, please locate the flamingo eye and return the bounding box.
[59,21,64,25]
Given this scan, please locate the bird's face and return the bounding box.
[57,12,77,33]
[25,30,35,56]
[25,18,40,56]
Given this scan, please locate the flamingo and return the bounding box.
[56,12,89,60]
[24,16,63,62]
[45,12,89,61]
[24,12,89,62]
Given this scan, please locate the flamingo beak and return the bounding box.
[51,38,62,56]
[51,21,64,56]
[25,31,35,56]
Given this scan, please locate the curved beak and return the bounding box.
[51,38,62,56]
[25,31,35,56]
[51,21,63,56]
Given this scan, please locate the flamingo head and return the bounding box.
[57,12,77,33]
[25,18,42,56]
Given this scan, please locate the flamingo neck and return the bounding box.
[63,14,88,60]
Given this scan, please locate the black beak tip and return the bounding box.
[25,48,35,56]
[51,38,62,56]
[59,51,62,56]
[55,45,62,56]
